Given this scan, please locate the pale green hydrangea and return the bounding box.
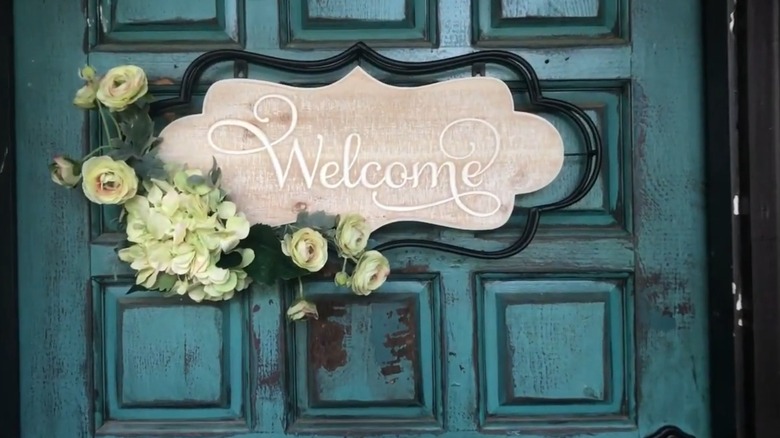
[117,167,254,302]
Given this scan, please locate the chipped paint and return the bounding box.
[309,302,349,372]
[380,302,417,376]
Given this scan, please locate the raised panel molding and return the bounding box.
[91,277,251,434]
[476,273,635,431]
[510,82,631,230]
[88,0,245,52]
[280,0,438,48]
[287,274,443,433]
[472,0,629,46]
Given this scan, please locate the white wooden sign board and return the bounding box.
[157,67,565,231]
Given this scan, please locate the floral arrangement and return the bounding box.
[50,65,391,321]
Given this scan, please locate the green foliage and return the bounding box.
[239,224,309,286]
[295,211,339,230]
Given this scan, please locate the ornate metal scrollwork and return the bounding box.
[644,425,696,438]
[150,42,603,260]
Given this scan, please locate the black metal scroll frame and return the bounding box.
[150,42,603,260]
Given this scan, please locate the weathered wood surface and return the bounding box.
[157,67,564,231]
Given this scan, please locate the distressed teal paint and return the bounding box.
[93,279,249,426]
[287,275,443,433]
[473,0,629,45]
[115,0,218,23]
[120,305,224,405]
[308,0,408,20]
[89,0,244,51]
[631,1,710,436]
[478,274,634,426]
[17,0,709,437]
[280,0,438,48]
[500,0,601,18]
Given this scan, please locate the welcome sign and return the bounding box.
[156,67,565,231]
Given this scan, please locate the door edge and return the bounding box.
[1,0,19,435]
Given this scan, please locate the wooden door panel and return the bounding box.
[15,0,708,437]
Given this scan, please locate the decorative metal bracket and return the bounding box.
[150,42,603,260]
[644,425,696,438]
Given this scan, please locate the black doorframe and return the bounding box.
[702,2,739,437]
[0,1,761,437]
[0,0,19,435]
[733,0,780,437]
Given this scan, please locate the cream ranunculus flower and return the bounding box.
[350,250,390,296]
[286,299,319,321]
[73,83,98,109]
[81,156,138,204]
[96,65,148,111]
[335,213,371,258]
[49,156,81,187]
[281,227,328,272]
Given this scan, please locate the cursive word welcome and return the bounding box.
[207,94,503,217]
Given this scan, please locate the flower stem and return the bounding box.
[81,145,117,160]
[297,277,304,299]
[341,257,348,273]
[107,111,122,140]
[95,101,113,143]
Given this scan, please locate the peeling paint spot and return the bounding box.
[380,303,416,377]
[400,261,430,273]
[309,302,349,372]
[257,368,281,387]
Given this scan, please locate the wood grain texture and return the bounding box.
[501,0,600,18]
[474,0,628,46]
[632,1,709,436]
[307,0,408,20]
[14,0,91,436]
[156,67,565,232]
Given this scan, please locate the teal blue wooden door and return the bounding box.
[15,1,709,437]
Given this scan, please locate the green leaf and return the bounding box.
[295,211,339,230]
[240,224,309,285]
[155,274,177,291]
[143,136,163,154]
[117,105,154,154]
[216,251,243,269]
[187,174,208,187]
[107,138,139,161]
[130,151,167,180]
[126,284,151,295]
[208,157,222,186]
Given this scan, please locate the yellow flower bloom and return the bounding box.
[49,156,81,187]
[73,83,98,109]
[286,299,319,321]
[350,250,390,296]
[96,65,148,111]
[81,156,138,205]
[281,227,328,272]
[335,213,370,258]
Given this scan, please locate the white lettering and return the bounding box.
[206,95,504,218]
